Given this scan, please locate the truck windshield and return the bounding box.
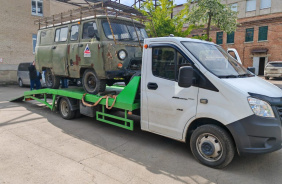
[182,42,254,78]
[102,21,148,41]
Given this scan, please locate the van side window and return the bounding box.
[70,25,79,41]
[18,63,30,71]
[152,47,191,81]
[82,22,98,39]
[152,47,176,81]
[55,27,68,42]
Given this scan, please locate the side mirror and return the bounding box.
[88,27,99,40]
[247,67,256,74]
[178,66,194,88]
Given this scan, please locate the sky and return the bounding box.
[119,0,187,7]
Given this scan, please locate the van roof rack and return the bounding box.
[34,1,150,29]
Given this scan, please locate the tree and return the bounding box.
[185,0,238,40]
[139,0,195,37]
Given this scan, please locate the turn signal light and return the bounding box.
[117,63,123,68]
[144,44,148,49]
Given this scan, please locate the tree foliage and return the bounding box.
[185,0,238,40]
[139,0,195,37]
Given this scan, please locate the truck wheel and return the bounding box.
[265,76,270,80]
[45,69,60,89]
[18,78,23,87]
[82,69,106,94]
[59,97,76,120]
[190,124,235,169]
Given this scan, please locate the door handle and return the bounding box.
[147,82,158,90]
[52,46,56,49]
[78,44,84,47]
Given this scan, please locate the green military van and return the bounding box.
[35,2,149,94]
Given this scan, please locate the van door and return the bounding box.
[52,26,69,76]
[144,45,199,139]
[78,21,103,77]
[68,24,80,78]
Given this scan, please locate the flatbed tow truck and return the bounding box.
[10,37,282,169]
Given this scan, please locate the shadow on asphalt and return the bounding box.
[9,100,282,184]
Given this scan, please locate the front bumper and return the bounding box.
[265,73,282,78]
[227,113,282,155]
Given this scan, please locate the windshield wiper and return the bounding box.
[218,75,238,78]
[238,73,255,78]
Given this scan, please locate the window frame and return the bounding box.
[246,0,256,12]
[216,32,223,45]
[70,24,80,41]
[151,45,193,82]
[245,28,254,42]
[32,34,37,54]
[54,26,69,42]
[260,0,271,9]
[31,0,43,17]
[258,26,268,41]
[226,32,235,44]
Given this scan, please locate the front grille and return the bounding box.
[276,106,282,121]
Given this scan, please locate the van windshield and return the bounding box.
[102,21,148,41]
[182,42,254,78]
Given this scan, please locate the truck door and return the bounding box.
[52,26,69,76]
[68,24,80,78]
[144,45,199,139]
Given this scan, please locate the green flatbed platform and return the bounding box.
[10,77,141,131]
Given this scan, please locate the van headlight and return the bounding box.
[248,97,274,118]
[118,50,127,60]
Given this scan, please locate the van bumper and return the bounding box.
[106,69,138,79]
[227,114,282,155]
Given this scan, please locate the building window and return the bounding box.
[246,0,256,12]
[227,32,235,44]
[260,0,271,9]
[258,26,268,41]
[32,34,37,54]
[216,32,223,45]
[230,3,238,12]
[245,28,254,42]
[32,0,43,16]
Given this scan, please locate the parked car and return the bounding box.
[264,61,282,80]
[17,62,32,87]
[17,62,46,87]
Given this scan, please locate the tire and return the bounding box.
[82,69,106,94]
[190,124,235,169]
[45,68,60,89]
[18,78,23,87]
[265,76,270,80]
[59,97,76,120]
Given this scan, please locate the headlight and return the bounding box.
[248,97,274,118]
[118,50,127,60]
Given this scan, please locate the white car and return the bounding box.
[264,61,282,80]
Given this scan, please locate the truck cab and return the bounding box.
[140,37,282,168]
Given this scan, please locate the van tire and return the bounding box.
[82,69,106,94]
[190,124,235,169]
[45,69,60,89]
[18,78,24,87]
[265,76,270,80]
[59,97,76,120]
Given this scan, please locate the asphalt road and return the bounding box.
[0,79,282,184]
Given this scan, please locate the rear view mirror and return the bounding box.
[247,67,256,74]
[88,26,98,40]
[178,66,194,88]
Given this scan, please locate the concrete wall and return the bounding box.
[0,0,76,84]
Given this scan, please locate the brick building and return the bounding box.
[176,0,282,75]
[0,0,76,83]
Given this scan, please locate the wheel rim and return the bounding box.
[196,133,223,162]
[60,100,69,117]
[86,74,96,91]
